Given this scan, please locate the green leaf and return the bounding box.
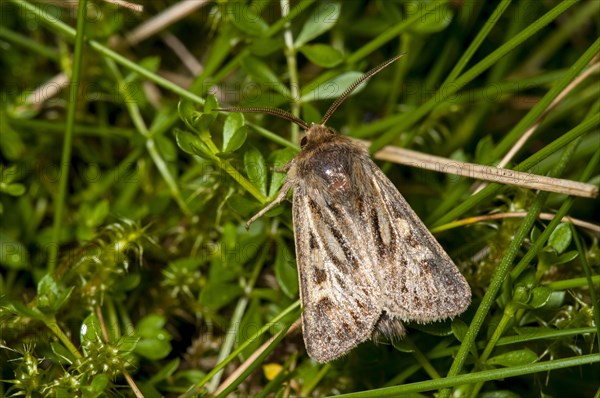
[147,358,181,384]
[228,194,273,221]
[199,282,244,310]
[451,318,468,342]
[410,319,453,336]
[117,336,140,353]
[299,44,343,68]
[241,56,290,98]
[176,369,206,385]
[81,314,103,351]
[6,300,45,320]
[392,339,415,353]
[178,99,197,126]
[479,391,523,398]
[138,384,161,398]
[135,314,172,360]
[178,97,218,133]
[236,299,263,359]
[0,164,19,184]
[530,226,541,244]
[156,133,177,161]
[82,374,110,398]
[223,112,245,151]
[221,222,239,267]
[0,232,30,269]
[85,200,110,228]
[50,342,76,365]
[487,349,538,367]
[201,95,219,130]
[0,121,25,160]
[228,2,269,36]
[407,1,453,34]
[114,273,141,292]
[294,1,341,47]
[275,241,298,298]
[120,81,145,104]
[511,286,530,307]
[55,389,71,398]
[538,250,578,267]
[302,102,322,124]
[2,182,25,196]
[528,286,553,309]
[301,71,364,102]
[137,314,166,337]
[174,128,214,160]
[135,338,172,360]
[37,274,73,314]
[244,146,267,196]
[555,250,578,264]
[547,223,572,254]
[249,37,283,56]
[138,56,161,73]
[543,291,565,309]
[268,148,295,197]
[224,126,248,153]
[474,135,495,164]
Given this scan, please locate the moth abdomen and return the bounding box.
[373,312,407,344]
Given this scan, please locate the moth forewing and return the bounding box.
[364,161,471,322]
[231,56,470,362]
[293,184,383,363]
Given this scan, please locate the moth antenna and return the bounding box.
[217,107,310,130]
[320,54,405,126]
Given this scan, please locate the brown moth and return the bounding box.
[220,55,471,363]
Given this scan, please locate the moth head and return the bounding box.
[216,55,404,147]
[300,123,336,149]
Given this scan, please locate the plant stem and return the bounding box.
[334,354,600,397]
[47,0,88,273]
[281,0,301,144]
[443,0,512,84]
[406,337,442,379]
[44,316,82,359]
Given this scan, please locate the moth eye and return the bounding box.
[300,136,308,148]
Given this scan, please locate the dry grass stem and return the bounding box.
[356,140,598,199]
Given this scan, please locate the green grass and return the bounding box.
[1,1,599,397]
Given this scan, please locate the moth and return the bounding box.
[220,55,471,362]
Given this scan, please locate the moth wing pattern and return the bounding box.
[293,181,383,363]
[362,158,471,323]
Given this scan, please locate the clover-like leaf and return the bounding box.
[547,223,572,254]
[275,241,298,298]
[224,125,248,153]
[245,146,267,196]
[299,44,343,68]
[294,1,341,47]
[175,128,214,160]
[37,274,73,314]
[487,349,538,367]
[301,72,364,102]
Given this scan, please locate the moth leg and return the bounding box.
[271,161,292,173]
[245,180,293,229]
[271,166,288,173]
